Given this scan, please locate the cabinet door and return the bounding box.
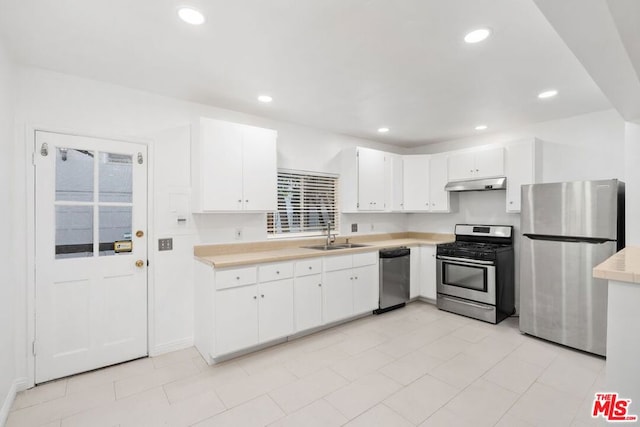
[242,125,277,211]
[387,154,404,211]
[352,265,379,315]
[357,148,385,211]
[258,279,294,343]
[506,143,533,212]
[323,269,354,323]
[448,152,475,181]
[200,119,244,211]
[474,147,504,178]
[409,247,420,299]
[419,246,437,300]
[294,274,323,332]
[429,154,450,212]
[215,285,258,355]
[402,155,430,211]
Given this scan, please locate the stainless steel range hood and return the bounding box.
[445,177,507,192]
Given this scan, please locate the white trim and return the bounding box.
[25,123,153,387]
[0,377,27,426]
[149,337,194,357]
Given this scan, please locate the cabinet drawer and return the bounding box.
[215,266,257,290]
[323,254,353,272]
[259,262,294,282]
[295,258,322,277]
[353,251,378,268]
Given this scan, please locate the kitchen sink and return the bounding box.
[302,243,371,251]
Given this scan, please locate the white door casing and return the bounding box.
[34,131,148,384]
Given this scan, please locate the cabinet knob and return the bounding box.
[318,283,322,287]
[350,277,353,280]
[509,201,514,204]
[308,266,312,270]
[236,276,240,280]
[476,169,479,172]
[354,276,358,280]
[253,296,257,299]
[238,199,242,203]
[276,271,280,274]
[245,199,249,203]
[261,294,265,298]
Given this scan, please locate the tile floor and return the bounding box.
[7,302,606,427]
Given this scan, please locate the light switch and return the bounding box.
[158,238,173,251]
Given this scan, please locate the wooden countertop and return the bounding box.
[593,246,640,284]
[194,232,454,268]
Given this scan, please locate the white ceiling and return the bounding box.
[0,0,613,146]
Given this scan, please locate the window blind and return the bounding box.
[267,169,339,236]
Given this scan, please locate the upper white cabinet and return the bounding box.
[192,118,277,212]
[403,155,430,211]
[429,154,450,212]
[403,155,450,213]
[505,138,541,212]
[341,147,386,211]
[386,154,404,212]
[448,147,504,181]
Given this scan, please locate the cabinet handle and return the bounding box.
[350,277,353,280]
[253,296,257,299]
[236,276,240,280]
[318,283,322,287]
[308,266,312,270]
[476,169,479,172]
[276,271,280,274]
[509,201,514,205]
[238,199,242,203]
[354,276,358,280]
[245,199,249,203]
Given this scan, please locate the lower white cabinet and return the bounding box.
[352,265,379,315]
[215,284,259,355]
[420,246,437,300]
[258,279,294,343]
[409,246,420,299]
[294,274,323,332]
[324,269,355,323]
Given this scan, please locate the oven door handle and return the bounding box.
[439,296,494,311]
[437,255,495,266]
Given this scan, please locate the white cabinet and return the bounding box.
[403,155,430,211]
[506,138,541,213]
[258,279,294,343]
[409,246,420,299]
[448,147,504,181]
[323,252,378,322]
[358,147,386,211]
[429,154,450,212]
[419,246,437,301]
[403,155,450,213]
[324,269,355,323]
[192,118,277,212]
[386,154,404,211]
[215,284,259,355]
[294,274,323,332]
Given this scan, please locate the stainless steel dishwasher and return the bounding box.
[375,247,410,314]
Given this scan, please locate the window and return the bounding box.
[267,169,339,236]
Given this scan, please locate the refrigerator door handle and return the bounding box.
[522,234,614,244]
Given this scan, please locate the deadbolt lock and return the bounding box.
[136,230,144,238]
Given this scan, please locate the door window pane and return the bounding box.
[99,152,132,203]
[99,206,132,256]
[55,206,94,259]
[55,148,94,202]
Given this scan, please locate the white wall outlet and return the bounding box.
[235,228,243,240]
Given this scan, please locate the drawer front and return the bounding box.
[295,258,322,277]
[216,266,258,290]
[259,262,294,283]
[323,254,353,272]
[353,251,378,268]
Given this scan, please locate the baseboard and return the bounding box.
[149,337,194,357]
[0,377,27,427]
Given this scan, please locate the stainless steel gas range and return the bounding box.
[436,224,515,324]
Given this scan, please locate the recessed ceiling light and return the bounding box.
[475,125,488,131]
[377,127,390,133]
[464,28,491,44]
[178,7,205,25]
[257,95,273,103]
[538,89,558,99]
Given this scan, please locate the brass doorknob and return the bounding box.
[135,260,145,268]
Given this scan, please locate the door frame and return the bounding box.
[24,123,156,388]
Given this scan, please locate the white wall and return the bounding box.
[625,121,640,245]
[0,41,17,422]
[12,67,409,364]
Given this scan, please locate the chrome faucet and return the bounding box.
[326,221,336,246]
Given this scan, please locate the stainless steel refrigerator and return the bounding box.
[519,179,625,356]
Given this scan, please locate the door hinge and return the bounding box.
[147,260,149,267]
[40,143,48,157]
[32,341,37,356]
[137,152,143,164]
[31,152,35,165]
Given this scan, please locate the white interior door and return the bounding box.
[34,131,148,384]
